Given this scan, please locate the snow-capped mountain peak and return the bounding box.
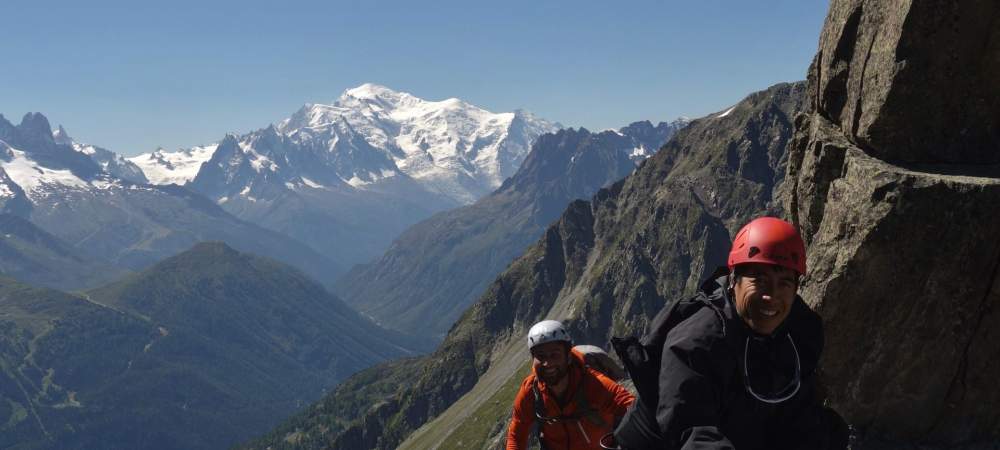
[341,83,415,105]
[0,135,133,206]
[0,114,152,203]
[176,84,560,204]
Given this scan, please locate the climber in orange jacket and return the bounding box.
[506,320,634,450]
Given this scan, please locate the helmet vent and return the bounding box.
[748,246,761,258]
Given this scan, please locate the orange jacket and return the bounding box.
[506,348,634,450]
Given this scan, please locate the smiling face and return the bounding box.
[732,262,799,335]
[531,341,570,385]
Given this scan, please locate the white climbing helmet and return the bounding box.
[527,320,572,350]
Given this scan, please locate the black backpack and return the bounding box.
[609,274,728,449]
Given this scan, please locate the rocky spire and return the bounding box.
[17,112,54,143]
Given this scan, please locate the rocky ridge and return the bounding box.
[53,125,149,184]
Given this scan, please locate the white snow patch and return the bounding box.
[250,156,275,172]
[2,149,89,198]
[237,186,259,202]
[72,143,97,155]
[90,178,121,190]
[217,196,228,204]
[344,169,398,188]
[717,105,737,118]
[346,175,371,188]
[301,177,324,189]
[129,144,217,185]
[285,182,297,190]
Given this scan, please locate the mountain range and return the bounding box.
[129,84,561,266]
[0,112,344,289]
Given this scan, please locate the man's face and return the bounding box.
[732,262,798,335]
[531,341,570,385]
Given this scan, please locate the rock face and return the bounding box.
[787,1,1000,447]
[810,0,1000,165]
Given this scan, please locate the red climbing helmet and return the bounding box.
[727,217,807,275]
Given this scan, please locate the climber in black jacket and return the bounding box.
[614,217,848,449]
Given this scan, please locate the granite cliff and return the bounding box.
[785,0,1000,447]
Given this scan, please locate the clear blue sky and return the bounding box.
[2,1,828,156]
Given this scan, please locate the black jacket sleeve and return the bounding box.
[656,307,737,449]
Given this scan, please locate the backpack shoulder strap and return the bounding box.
[530,378,550,449]
[572,370,607,427]
[531,378,545,418]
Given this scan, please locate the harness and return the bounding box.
[531,378,607,427]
